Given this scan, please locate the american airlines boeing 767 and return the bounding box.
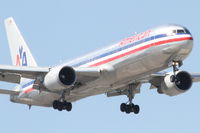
[0,17,199,114]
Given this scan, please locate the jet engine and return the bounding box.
[43,66,76,91]
[158,71,192,96]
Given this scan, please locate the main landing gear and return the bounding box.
[120,84,140,114]
[120,103,140,114]
[52,91,72,112]
[170,60,183,83]
[53,100,72,111]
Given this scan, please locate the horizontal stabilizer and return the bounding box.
[0,89,20,95]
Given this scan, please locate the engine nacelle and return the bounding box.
[159,71,192,96]
[43,66,76,91]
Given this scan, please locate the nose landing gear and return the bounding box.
[170,61,183,82]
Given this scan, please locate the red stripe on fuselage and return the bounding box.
[89,37,193,67]
[21,37,193,94]
[23,88,34,93]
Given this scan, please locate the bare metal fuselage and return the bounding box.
[11,24,193,107]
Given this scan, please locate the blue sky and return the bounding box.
[0,0,200,132]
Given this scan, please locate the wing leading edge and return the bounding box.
[190,73,200,82]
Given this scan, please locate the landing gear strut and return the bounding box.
[52,90,72,112]
[120,84,140,114]
[170,60,183,82]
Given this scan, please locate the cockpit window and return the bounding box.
[167,28,191,36]
[177,29,185,34]
[185,29,191,34]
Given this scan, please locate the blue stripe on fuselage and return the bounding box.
[71,34,169,67]
[71,33,190,67]
[21,80,35,89]
[19,33,190,92]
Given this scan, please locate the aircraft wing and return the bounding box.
[0,65,49,83]
[147,72,200,89]
[0,64,101,84]
[190,73,200,82]
[106,72,200,97]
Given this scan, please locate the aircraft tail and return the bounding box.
[4,17,37,67]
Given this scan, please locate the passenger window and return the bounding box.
[172,30,176,34]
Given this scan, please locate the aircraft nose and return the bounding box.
[182,27,193,47]
[184,27,193,37]
[180,35,193,56]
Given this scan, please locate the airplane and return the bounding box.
[0,17,199,114]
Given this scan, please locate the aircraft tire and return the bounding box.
[66,102,72,111]
[53,100,59,109]
[125,105,131,114]
[133,105,140,114]
[120,103,126,112]
[57,102,63,111]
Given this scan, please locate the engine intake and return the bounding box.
[43,66,76,91]
[175,71,192,91]
[159,71,192,96]
[59,66,76,86]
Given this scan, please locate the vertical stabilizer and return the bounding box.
[4,17,37,67]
